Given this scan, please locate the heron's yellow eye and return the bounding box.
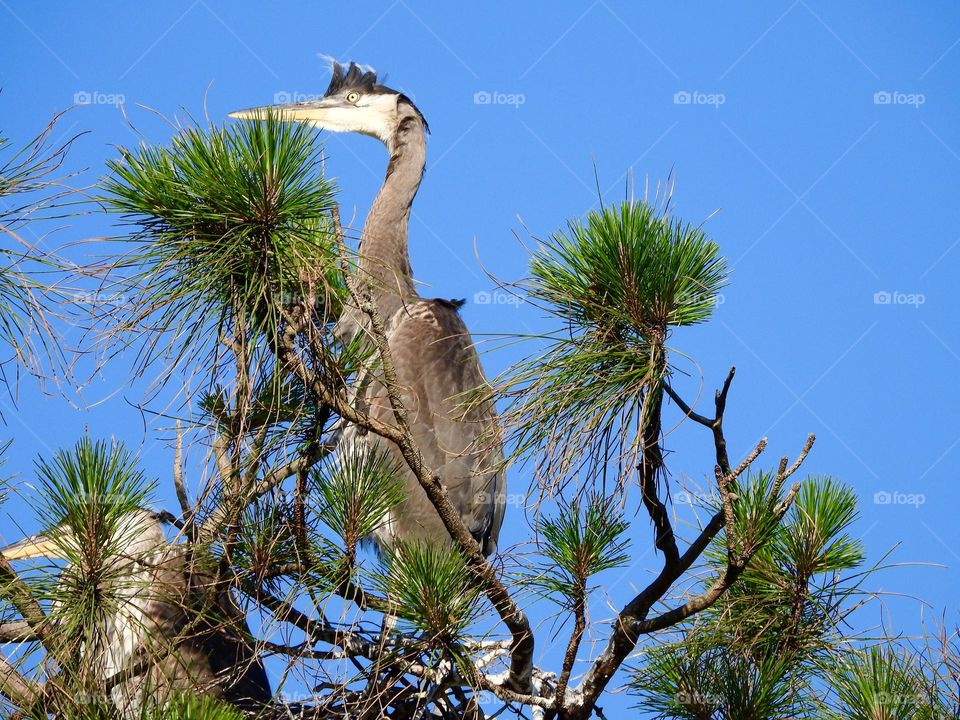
[346,92,360,104]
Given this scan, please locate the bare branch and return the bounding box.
[666,366,737,474]
[638,474,803,635]
[173,419,190,518]
[0,622,33,644]
[554,588,586,713]
[565,369,809,720]
[778,433,815,486]
[729,437,768,482]
[637,348,678,566]
[663,383,712,427]
[247,584,375,657]
[0,654,39,708]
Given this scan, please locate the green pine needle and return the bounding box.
[375,542,481,644]
[0,123,73,381]
[27,438,156,675]
[826,645,940,720]
[692,475,868,675]
[499,199,728,494]
[150,692,246,720]
[233,493,301,579]
[100,112,345,376]
[33,436,155,559]
[631,642,811,720]
[779,476,864,576]
[313,444,405,550]
[533,494,630,604]
[528,200,728,335]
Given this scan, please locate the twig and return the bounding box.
[553,587,586,713]
[173,419,190,519]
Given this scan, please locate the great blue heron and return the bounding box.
[231,62,506,556]
[0,508,271,717]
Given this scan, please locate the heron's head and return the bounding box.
[0,509,171,562]
[229,62,428,145]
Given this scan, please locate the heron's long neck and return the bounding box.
[361,106,426,320]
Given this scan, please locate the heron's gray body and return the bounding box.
[341,298,504,555]
[232,63,505,555]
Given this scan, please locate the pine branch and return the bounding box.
[564,373,812,720]
[0,654,39,708]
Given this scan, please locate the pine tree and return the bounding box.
[0,114,955,720]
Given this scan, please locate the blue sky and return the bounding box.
[2,1,959,714]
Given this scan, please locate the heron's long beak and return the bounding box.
[228,98,343,124]
[0,532,65,561]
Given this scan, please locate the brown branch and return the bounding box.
[567,507,726,718]
[778,434,815,486]
[211,432,236,497]
[173,419,190,519]
[250,441,328,499]
[712,367,737,475]
[666,366,736,474]
[252,555,383,613]
[663,383,712,427]
[0,557,64,667]
[0,654,39,708]
[564,368,808,720]
[554,586,586,714]
[729,437,768,482]
[242,421,271,488]
[637,478,803,635]
[294,464,309,557]
[352,305,535,688]
[0,560,72,718]
[637,336,678,567]
[0,622,33,643]
[251,586,372,657]
[634,563,745,635]
[198,414,332,546]
[716,437,768,556]
[476,674,555,710]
